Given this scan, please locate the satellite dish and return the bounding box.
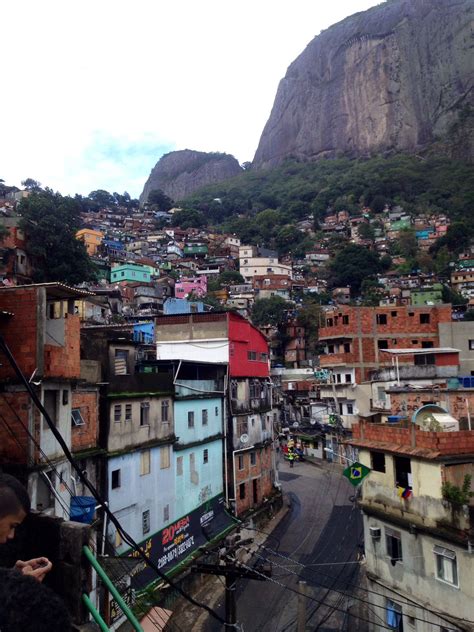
[240,433,249,444]
[292,422,299,428]
[310,419,316,425]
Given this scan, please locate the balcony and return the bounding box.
[369,365,459,381]
[320,353,354,367]
[108,372,174,395]
[230,396,272,414]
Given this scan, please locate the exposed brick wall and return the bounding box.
[0,391,36,465]
[71,390,99,452]
[234,444,274,515]
[319,305,452,381]
[45,314,81,379]
[390,390,474,423]
[0,288,39,380]
[351,421,474,455]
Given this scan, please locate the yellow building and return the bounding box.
[76,228,104,256]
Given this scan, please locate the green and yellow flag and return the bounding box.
[343,462,371,487]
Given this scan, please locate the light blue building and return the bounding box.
[108,444,175,553]
[163,298,204,315]
[173,396,224,518]
[111,263,152,283]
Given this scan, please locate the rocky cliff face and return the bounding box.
[253,0,474,168]
[140,150,242,204]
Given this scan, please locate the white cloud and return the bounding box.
[1,0,382,196]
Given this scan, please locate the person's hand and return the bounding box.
[15,557,52,582]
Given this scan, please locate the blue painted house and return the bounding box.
[111,263,152,283]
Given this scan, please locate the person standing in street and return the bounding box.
[288,451,295,468]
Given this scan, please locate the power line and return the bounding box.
[0,336,228,628]
[0,405,177,632]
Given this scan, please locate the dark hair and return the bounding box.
[0,569,71,632]
[0,474,31,518]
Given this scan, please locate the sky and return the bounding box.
[2,0,382,198]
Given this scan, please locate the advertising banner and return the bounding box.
[127,494,234,590]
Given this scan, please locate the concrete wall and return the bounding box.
[108,446,175,552]
[364,515,474,631]
[108,394,174,453]
[439,321,474,375]
[174,439,224,518]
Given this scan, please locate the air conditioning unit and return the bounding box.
[369,527,381,540]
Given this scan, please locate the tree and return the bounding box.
[357,222,375,240]
[18,190,97,284]
[397,229,418,259]
[171,208,206,229]
[217,270,245,286]
[275,225,304,255]
[296,300,322,356]
[329,244,382,295]
[442,285,467,306]
[21,178,42,191]
[146,189,174,213]
[87,189,116,208]
[251,296,288,328]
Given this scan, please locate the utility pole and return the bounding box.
[297,580,308,632]
[191,535,271,628]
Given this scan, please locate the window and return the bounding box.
[140,449,151,476]
[160,446,170,469]
[125,404,132,422]
[326,318,333,327]
[394,456,412,489]
[161,400,169,422]
[202,409,208,426]
[371,451,386,473]
[411,340,418,345]
[215,406,219,417]
[239,483,246,499]
[414,353,435,365]
[391,311,398,317]
[250,381,261,399]
[140,402,150,426]
[188,411,195,428]
[71,408,85,427]
[43,390,59,428]
[386,599,403,630]
[342,315,349,325]
[434,546,458,586]
[343,343,351,353]
[346,403,354,415]
[376,313,387,325]
[420,313,430,324]
[238,455,244,470]
[327,344,334,354]
[247,351,257,361]
[421,340,434,348]
[177,456,183,475]
[230,381,238,399]
[250,452,256,466]
[142,510,150,535]
[378,339,389,349]
[203,449,209,464]
[111,469,121,489]
[114,349,129,375]
[345,373,352,383]
[163,504,170,523]
[386,528,403,565]
[469,340,474,351]
[114,404,122,423]
[260,352,268,362]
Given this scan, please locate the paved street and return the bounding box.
[205,455,363,631]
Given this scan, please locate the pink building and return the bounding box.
[174,275,207,299]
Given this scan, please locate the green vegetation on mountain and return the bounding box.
[180,155,474,256]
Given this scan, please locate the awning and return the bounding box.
[380,347,459,355]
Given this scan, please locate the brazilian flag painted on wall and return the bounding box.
[343,462,371,487]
